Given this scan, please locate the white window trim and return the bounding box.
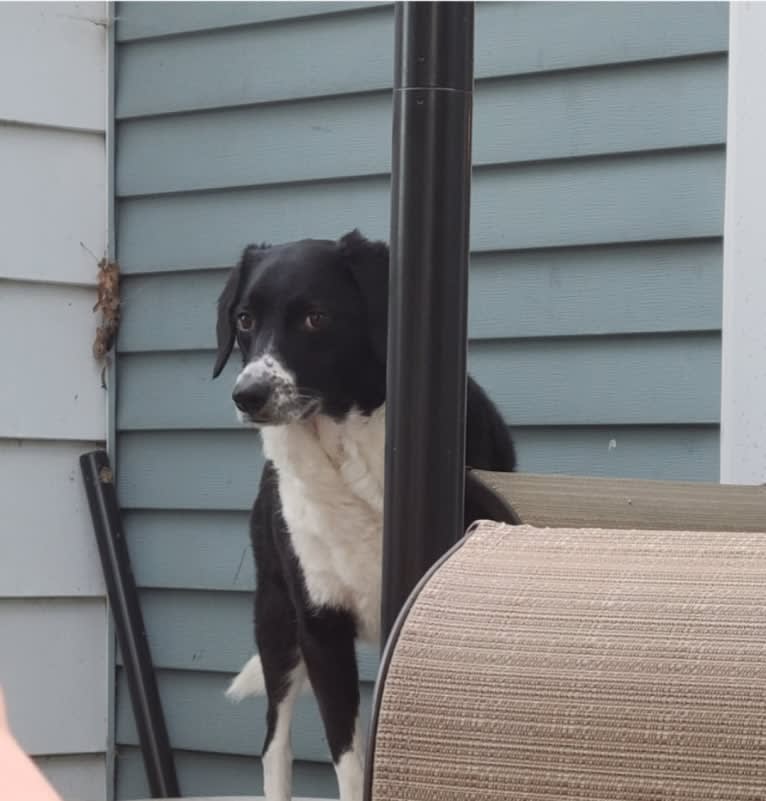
[720,0,766,485]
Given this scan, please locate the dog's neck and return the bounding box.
[310,407,383,466]
[260,405,387,513]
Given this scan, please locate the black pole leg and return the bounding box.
[381,1,475,642]
[80,450,180,798]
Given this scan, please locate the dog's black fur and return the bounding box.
[213,230,516,797]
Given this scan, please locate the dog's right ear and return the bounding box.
[339,229,390,365]
[212,265,241,379]
[212,244,268,379]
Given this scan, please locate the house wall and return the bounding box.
[112,2,728,797]
[720,0,766,485]
[0,3,109,800]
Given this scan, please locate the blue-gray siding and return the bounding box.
[113,2,728,797]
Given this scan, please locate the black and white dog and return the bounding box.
[212,230,515,801]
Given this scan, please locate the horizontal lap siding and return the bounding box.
[0,126,107,285]
[35,755,107,801]
[0,440,106,598]
[117,56,727,196]
[113,2,728,797]
[0,5,109,799]
[0,599,107,754]
[115,2,727,116]
[115,428,720,516]
[118,150,725,271]
[118,241,723,348]
[116,668,374,760]
[0,284,107,441]
[116,747,338,800]
[0,1,106,130]
[116,335,722,430]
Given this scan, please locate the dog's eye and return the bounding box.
[304,311,329,332]
[236,312,255,332]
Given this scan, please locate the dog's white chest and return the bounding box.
[260,407,386,643]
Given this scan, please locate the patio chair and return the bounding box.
[363,472,766,801]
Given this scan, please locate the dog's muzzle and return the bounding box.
[232,378,272,420]
[232,355,314,425]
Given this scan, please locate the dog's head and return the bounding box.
[212,230,389,426]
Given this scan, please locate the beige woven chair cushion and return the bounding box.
[369,522,766,801]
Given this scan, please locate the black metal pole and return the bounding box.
[381,2,475,643]
[80,450,180,798]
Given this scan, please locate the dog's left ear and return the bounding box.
[212,244,268,379]
[339,229,389,364]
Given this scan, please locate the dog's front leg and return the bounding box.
[262,660,306,801]
[300,607,364,801]
[334,718,365,801]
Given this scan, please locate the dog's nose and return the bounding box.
[232,380,272,415]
